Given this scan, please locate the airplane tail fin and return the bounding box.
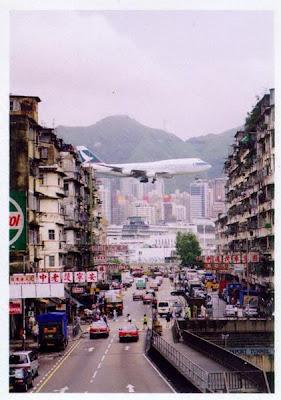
[76,146,103,164]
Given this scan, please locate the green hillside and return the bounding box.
[56,115,240,192]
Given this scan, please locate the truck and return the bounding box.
[104,291,123,316]
[121,270,132,287]
[136,278,146,290]
[37,312,68,351]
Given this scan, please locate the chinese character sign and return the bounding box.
[61,272,73,283]
[37,272,49,284]
[74,271,86,283]
[50,272,61,283]
[86,271,98,283]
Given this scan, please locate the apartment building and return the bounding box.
[10,95,42,274]
[216,89,274,290]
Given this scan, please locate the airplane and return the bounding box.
[76,145,211,183]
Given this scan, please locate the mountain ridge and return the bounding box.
[56,115,241,192]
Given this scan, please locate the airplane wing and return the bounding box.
[130,169,148,178]
[100,164,123,173]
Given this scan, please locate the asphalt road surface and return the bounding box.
[32,278,175,393]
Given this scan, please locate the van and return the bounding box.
[157,300,171,317]
[9,350,39,377]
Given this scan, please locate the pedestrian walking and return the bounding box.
[165,311,171,328]
[172,308,177,320]
[32,322,39,343]
[200,304,206,319]
[185,305,191,320]
[113,309,118,322]
[127,313,132,323]
[102,314,108,325]
[192,304,198,319]
[143,314,148,330]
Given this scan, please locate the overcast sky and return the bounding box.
[10,10,274,139]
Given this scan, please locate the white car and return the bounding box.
[157,301,171,317]
[9,350,39,378]
[224,305,237,317]
[243,306,258,317]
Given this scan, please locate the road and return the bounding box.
[31,278,175,393]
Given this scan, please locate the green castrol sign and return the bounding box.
[9,191,26,251]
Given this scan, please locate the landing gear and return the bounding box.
[140,177,149,183]
[152,177,157,184]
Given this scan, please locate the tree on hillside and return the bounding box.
[176,232,201,267]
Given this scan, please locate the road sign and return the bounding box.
[9,192,26,251]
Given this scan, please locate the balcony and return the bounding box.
[64,219,81,230]
[65,243,80,253]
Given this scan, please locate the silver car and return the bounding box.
[9,350,39,378]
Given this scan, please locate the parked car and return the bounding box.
[90,319,110,339]
[132,291,144,301]
[143,293,154,304]
[9,367,33,392]
[9,350,39,378]
[224,305,237,317]
[119,324,139,342]
[243,306,258,318]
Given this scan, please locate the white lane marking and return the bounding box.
[108,343,112,348]
[126,384,135,393]
[105,349,108,354]
[125,345,130,351]
[53,386,69,393]
[90,379,93,383]
[101,355,105,361]
[93,371,98,379]
[142,354,176,393]
[88,347,95,352]
[97,362,102,369]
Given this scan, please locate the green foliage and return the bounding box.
[175,232,201,267]
[245,102,261,133]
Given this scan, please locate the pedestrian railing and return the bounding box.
[149,330,269,393]
[151,331,209,391]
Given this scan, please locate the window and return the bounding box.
[40,147,48,159]
[49,256,55,267]
[48,230,55,240]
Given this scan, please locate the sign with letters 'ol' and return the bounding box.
[9,191,26,251]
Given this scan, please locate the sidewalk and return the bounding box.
[160,323,229,373]
[10,324,88,352]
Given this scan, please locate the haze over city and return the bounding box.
[10,10,273,139]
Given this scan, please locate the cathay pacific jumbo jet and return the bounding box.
[76,145,211,183]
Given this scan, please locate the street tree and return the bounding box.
[176,232,201,267]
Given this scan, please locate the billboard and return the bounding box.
[9,191,26,251]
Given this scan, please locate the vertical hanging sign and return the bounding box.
[9,191,26,251]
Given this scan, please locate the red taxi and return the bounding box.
[143,293,154,304]
[90,319,110,339]
[132,291,144,301]
[119,324,139,342]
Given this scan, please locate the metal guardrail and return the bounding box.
[147,329,269,393]
[151,331,209,391]
[181,329,270,393]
